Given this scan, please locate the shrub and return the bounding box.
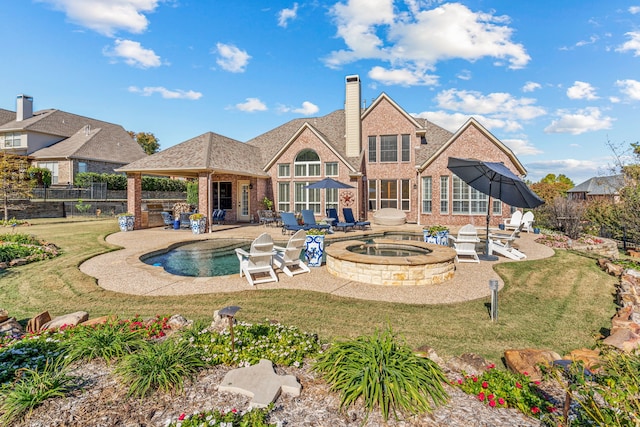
[0,337,63,385]
[115,338,206,398]
[168,405,277,427]
[0,359,75,425]
[313,327,449,423]
[60,322,146,365]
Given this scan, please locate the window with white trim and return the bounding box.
[380,135,398,162]
[368,179,377,210]
[440,176,449,213]
[368,136,376,162]
[38,161,59,185]
[452,176,488,214]
[78,162,87,174]
[401,179,410,211]
[278,182,290,212]
[278,164,290,178]
[294,150,320,177]
[325,162,338,176]
[3,132,22,148]
[422,176,432,213]
[326,188,338,211]
[380,179,397,208]
[401,134,410,162]
[294,182,321,213]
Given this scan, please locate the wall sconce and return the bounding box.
[249,184,253,190]
[413,183,417,189]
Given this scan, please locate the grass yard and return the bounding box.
[0,218,618,363]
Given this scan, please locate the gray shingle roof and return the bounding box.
[0,109,15,126]
[118,132,268,177]
[568,175,625,195]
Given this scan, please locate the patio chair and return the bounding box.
[449,224,480,263]
[273,229,311,277]
[280,212,309,234]
[212,209,226,225]
[160,212,173,229]
[488,223,526,260]
[326,208,354,232]
[343,208,371,230]
[301,209,331,232]
[503,210,523,231]
[521,211,534,233]
[235,233,278,286]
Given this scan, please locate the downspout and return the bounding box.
[415,167,421,226]
[207,173,212,233]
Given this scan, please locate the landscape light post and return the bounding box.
[219,305,241,351]
[489,279,499,321]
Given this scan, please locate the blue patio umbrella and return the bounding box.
[304,177,354,190]
[447,157,544,260]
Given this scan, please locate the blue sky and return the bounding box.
[2,1,640,184]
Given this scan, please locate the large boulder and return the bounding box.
[0,317,24,337]
[447,353,493,377]
[0,308,8,323]
[27,311,52,333]
[504,349,561,381]
[602,328,640,352]
[42,311,89,330]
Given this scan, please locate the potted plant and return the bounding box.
[117,212,135,232]
[261,196,274,211]
[304,228,327,267]
[423,224,449,245]
[189,213,207,234]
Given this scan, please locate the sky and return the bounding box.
[2,0,640,184]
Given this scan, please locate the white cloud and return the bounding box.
[616,31,640,56]
[544,107,613,135]
[629,6,640,14]
[105,39,161,68]
[434,88,546,121]
[38,0,159,37]
[522,82,541,92]
[501,138,543,156]
[575,35,598,47]
[368,66,438,86]
[235,98,267,112]
[566,81,598,100]
[278,3,298,28]
[128,86,202,100]
[293,101,319,115]
[456,69,472,80]
[325,1,530,86]
[616,79,640,100]
[214,43,251,73]
[524,159,604,183]
[415,110,522,133]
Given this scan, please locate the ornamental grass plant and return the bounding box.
[313,327,449,423]
[168,405,276,427]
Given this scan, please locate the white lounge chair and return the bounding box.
[488,223,526,260]
[503,210,523,231]
[449,224,480,263]
[235,233,278,286]
[521,211,534,233]
[273,229,311,277]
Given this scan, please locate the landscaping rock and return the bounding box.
[446,353,492,377]
[210,309,233,333]
[27,310,52,333]
[563,348,602,372]
[81,315,116,327]
[9,258,28,266]
[167,314,191,330]
[602,328,640,352]
[0,317,24,337]
[0,308,8,323]
[413,345,445,366]
[42,311,89,330]
[503,349,561,381]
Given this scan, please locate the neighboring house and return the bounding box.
[567,175,625,202]
[0,95,147,186]
[120,75,527,229]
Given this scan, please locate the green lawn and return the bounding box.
[0,218,618,363]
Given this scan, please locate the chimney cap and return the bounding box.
[345,75,360,82]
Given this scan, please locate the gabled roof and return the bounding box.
[362,93,423,129]
[0,109,15,126]
[118,131,269,178]
[417,117,527,175]
[0,109,120,139]
[567,174,625,195]
[31,124,146,164]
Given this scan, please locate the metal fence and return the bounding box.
[32,182,107,201]
[598,224,639,250]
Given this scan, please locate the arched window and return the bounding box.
[294,149,320,177]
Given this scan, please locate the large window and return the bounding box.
[326,188,338,212]
[380,135,398,162]
[440,176,449,213]
[212,181,232,210]
[78,162,87,174]
[368,136,377,162]
[401,134,410,162]
[401,179,410,211]
[380,180,397,208]
[325,162,338,176]
[294,150,320,177]
[368,179,377,210]
[422,176,432,213]
[278,182,290,212]
[294,182,320,213]
[3,132,22,148]
[278,164,290,178]
[38,161,59,185]
[452,176,487,214]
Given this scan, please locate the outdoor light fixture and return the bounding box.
[249,184,253,190]
[489,279,499,321]
[219,305,241,350]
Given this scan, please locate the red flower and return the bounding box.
[515,382,522,389]
[482,381,488,389]
[487,363,495,369]
[472,377,478,382]
[489,400,496,407]
[477,392,485,401]
[498,397,505,405]
[523,371,529,376]
[457,379,463,385]
[232,408,238,414]
[487,394,494,401]
[534,380,541,385]
[531,406,540,414]
[178,413,186,421]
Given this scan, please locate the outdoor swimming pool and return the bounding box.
[142,232,424,278]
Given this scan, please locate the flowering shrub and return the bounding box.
[0,336,63,385]
[123,314,170,338]
[168,405,277,427]
[455,364,555,419]
[0,232,60,265]
[536,231,604,249]
[181,320,320,367]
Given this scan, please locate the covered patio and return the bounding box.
[117,132,271,231]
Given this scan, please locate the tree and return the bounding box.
[0,151,33,221]
[530,174,574,203]
[128,131,160,155]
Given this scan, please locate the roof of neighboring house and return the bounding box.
[567,174,625,195]
[0,109,117,139]
[0,109,15,126]
[117,131,269,178]
[31,124,147,164]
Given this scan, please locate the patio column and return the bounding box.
[198,172,210,231]
[126,172,142,229]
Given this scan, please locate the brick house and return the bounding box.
[0,95,147,186]
[120,75,527,230]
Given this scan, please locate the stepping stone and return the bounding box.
[218,359,301,408]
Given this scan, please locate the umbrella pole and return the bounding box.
[479,185,499,261]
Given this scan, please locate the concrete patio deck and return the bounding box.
[79,223,555,305]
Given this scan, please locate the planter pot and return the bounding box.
[304,235,325,267]
[118,215,134,232]
[534,227,540,234]
[190,218,207,234]
[423,230,449,245]
[498,224,505,230]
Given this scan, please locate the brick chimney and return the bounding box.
[344,75,361,157]
[16,94,33,121]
